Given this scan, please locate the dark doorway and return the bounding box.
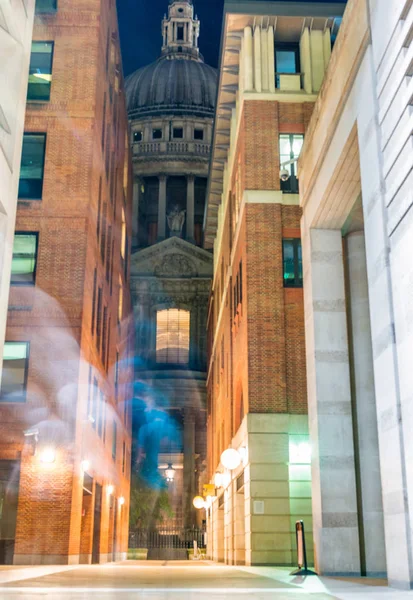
[92,483,102,564]
[0,460,20,565]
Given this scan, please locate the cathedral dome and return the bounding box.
[125,56,217,119]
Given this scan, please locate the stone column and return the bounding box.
[183,408,196,528]
[186,174,195,243]
[157,174,167,241]
[345,231,386,576]
[132,178,140,246]
[253,26,262,93]
[261,28,268,91]
[302,226,361,575]
[267,26,276,92]
[243,27,253,91]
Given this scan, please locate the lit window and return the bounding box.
[18,133,46,200]
[1,343,30,402]
[173,127,183,139]
[133,131,142,143]
[11,233,38,285]
[156,309,190,365]
[35,0,57,13]
[152,129,162,140]
[283,239,303,288]
[279,133,304,194]
[121,208,126,259]
[118,276,123,323]
[27,42,54,101]
[194,128,204,141]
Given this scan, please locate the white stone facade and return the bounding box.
[0,0,34,375]
[299,0,413,588]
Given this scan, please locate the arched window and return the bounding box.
[156,309,190,365]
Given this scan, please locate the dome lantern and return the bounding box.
[162,0,200,60]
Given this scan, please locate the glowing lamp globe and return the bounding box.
[221,448,241,471]
[193,496,205,510]
[40,447,56,464]
[119,496,125,506]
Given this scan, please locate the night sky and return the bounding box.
[117,0,224,77]
[117,0,347,77]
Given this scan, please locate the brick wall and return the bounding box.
[0,0,133,564]
[207,99,312,475]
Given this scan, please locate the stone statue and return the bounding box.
[167,204,186,237]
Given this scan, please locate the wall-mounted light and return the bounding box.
[119,496,125,506]
[107,484,114,495]
[165,464,175,482]
[81,460,90,472]
[193,496,205,510]
[214,472,224,488]
[220,448,241,471]
[39,447,56,464]
[289,441,311,465]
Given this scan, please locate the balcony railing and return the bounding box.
[133,141,211,158]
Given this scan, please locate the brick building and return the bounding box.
[204,1,346,566]
[0,0,133,565]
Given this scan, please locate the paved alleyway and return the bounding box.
[0,561,411,600]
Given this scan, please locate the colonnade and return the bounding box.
[132,174,196,244]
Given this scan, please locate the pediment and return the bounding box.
[131,237,213,278]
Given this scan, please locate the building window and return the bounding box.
[279,133,304,194]
[133,131,142,143]
[194,128,204,141]
[121,208,126,260]
[1,343,30,402]
[118,278,123,324]
[152,129,162,140]
[35,0,57,13]
[27,42,54,101]
[173,127,183,139]
[11,233,38,285]
[112,421,117,460]
[177,25,184,41]
[18,133,46,200]
[283,239,303,288]
[156,309,190,365]
[275,43,300,87]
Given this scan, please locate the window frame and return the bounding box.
[133,131,142,143]
[173,127,184,140]
[18,132,47,201]
[274,43,301,75]
[35,0,57,13]
[10,232,39,286]
[0,342,30,403]
[282,238,303,288]
[279,133,304,194]
[27,41,54,102]
[152,128,163,140]
[156,308,190,366]
[194,128,204,141]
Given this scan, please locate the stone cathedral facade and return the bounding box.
[125,0,216,528]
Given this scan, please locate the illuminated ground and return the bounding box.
[0,560,403,599]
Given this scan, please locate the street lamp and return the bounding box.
[165,464,175,482]
[193,496,205,510]
[39,447,56,464]
[220,448,242,471]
